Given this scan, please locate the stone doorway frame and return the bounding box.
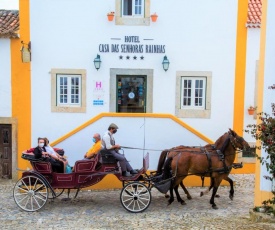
[0,117,18,181]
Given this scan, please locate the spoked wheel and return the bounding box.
[120,182,151,213]
[48,188,65,199]
[13,175,48,212]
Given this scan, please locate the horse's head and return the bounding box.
[228,128,250,150]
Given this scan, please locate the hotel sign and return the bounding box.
[98,36,165,54]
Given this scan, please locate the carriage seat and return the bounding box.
[74,153,100,173]
[100,150,117,164]
[21,153,53,174]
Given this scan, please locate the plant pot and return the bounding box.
[151,15,158,22]
[107,14,114,21]
[248,109,255,115]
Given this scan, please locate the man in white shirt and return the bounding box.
[102,123,138,177]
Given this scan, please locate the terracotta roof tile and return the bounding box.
[247,0,262,28]
[0,10,19,38]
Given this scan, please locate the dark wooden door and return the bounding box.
[0,125,12,179]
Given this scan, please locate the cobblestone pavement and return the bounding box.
[0,174,275,230]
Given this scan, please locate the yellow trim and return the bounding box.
[233,0,249,136]
[254,0,268,206]
[51,113,214,146]
[11,0,31,177]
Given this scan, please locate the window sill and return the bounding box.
[115,16,150,26]
[51,106,86,113]
[237,157,256,164]
[175,109,211,119]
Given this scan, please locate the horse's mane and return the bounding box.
[214,132,229,148]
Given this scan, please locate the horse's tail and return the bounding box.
[157,150,169,174]
[163,157,173,180]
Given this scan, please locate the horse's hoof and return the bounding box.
[215,194,220,198]
[165,194,170,198]
[187,196,192,200]
[181,201,187,205]
[229,195,234,200]
[200,192,204,197]
[212,205,218,210]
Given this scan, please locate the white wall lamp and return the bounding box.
[20,41,31,63]
[162,55,169,71]
[94,54,101,71]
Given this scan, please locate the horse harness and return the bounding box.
[169,134,243,183]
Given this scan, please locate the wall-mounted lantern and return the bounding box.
[162,55,169,71]
[20,41,31,63]
[94,54,101,71]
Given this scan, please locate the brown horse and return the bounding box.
[157,129,249,209]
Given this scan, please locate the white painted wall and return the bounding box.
[52,117,209,169]
[0,39,12,117]
[260,0,275,192]
[29,0,239,166]
[243,28,260,143]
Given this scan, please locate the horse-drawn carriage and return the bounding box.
[13,129,250,212]
[13,150,158,213]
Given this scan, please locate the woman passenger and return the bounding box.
[33,137,64,173]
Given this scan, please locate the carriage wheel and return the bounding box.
[48,188,65,199]
[13,175,48,212]
[120,182,151,213]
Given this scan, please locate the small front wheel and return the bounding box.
[13,175,48,212]
[120,182,151,213]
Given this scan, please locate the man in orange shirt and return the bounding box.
[84,133,102,159]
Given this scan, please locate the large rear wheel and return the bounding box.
[13,175,48,212]
[120,182,151,213]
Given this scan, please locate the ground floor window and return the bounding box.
[57,75,81,106]
[117,75,146,113]
[51,69,86,113]
[181,77,206,109]
[175,71,212,118]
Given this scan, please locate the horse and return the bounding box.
[159,158,236,201]
[157,129,249,209]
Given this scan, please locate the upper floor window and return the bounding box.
[57,75,81,106]
[181,77,206,109]
[122,0,144,17]
[116,0,150,26]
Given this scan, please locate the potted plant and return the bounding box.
[150,13,158,22]
[248,106,256,115]
[107,12,115,21]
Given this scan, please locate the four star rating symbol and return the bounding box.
[118,55,145,60]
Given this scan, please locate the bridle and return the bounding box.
[229,134,246,151]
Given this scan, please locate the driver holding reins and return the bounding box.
[102,123,138,177]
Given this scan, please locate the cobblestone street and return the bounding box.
[0,174,274,230]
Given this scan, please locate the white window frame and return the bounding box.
[51,69,86,113]
[122,0,144,17]
[181,77,206,110]
[57,74,81,107]
[115,0,150,26]
[175,71,212,119]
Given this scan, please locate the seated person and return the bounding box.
[33,137,64,173]
[84,133,102,159]
[44,137,69,173]
[101,123,138,177]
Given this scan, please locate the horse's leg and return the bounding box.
[174,184,186,205]
[210,177,222,209]
[200,177,214,197]
[224,175,234,200]
[167,186,174,205]
[179,181,192,200]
